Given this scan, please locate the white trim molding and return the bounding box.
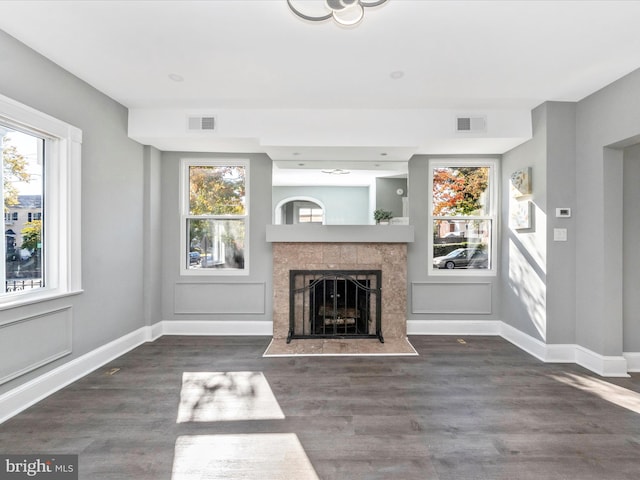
[574,346,629,378]
[1,319,632,425]
[407,319,630,377]
[623,352,640,372]
[159,320,272,336]
[407,319,501,336]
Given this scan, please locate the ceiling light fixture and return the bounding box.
[322,168,351,175]
[287,0,389,27]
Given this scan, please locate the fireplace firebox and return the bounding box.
[288,270,383,343]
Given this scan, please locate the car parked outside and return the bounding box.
[200,254,225,268]
[189,251,201,265]
[433,248,488,269]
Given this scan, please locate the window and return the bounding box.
[429,159,497,274]
[181,159,248,275]
[0,93,82,305]
[295,202,323,224]
[2,129,44,291]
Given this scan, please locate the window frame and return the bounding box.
[179,158,250,276]
[294,201,323,224]
[428,158,498,276]
[0,93,82,309]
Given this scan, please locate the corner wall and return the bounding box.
[576,68,640,357]
[623,143,640,353]
[0,30,145,396]
[500,102,576,345]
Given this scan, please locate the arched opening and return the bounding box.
[274,197,325,225]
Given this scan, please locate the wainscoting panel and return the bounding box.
[411,282,492,314]
[0,306,72,385]
[174,282,266,314]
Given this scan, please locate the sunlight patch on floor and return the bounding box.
[550,372,640,414]
[177,372,285,423]
[172,434,319,480]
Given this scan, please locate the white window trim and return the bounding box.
[179,158,250,276]
[294,202,323,224]
[0,93,82,309]
[428,158,499,276]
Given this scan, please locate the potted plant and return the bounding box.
[373,209,393,224]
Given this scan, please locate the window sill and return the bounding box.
[180,269,249,277]
[0,289,83,313]
[429,269,497,277]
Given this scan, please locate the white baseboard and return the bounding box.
[1,319,632,425]
[159,320,272,336]
[574,346,629,377]
[408,319,630,377]
[499,322,575,363]
[0,326,151,424]
[623,352,640,372]
[407,319,501,335]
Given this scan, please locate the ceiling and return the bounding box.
[2,0,640,184]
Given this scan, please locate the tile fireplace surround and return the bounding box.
[265,225,416,355]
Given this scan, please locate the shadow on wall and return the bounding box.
[506,225,547,341]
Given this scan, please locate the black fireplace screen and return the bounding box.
[288,270,383,343]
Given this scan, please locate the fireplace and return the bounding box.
[270,239,410,348]
[288,270,382,343]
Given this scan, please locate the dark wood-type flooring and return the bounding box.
[1,336,639,479]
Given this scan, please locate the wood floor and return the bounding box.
[1,335,639,479]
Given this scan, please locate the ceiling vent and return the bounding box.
[455,116,486,132]
[187,116,216,131]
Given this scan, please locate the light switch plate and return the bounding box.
[554,228,567,241]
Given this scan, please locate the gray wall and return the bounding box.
[501,104,548,341]
[161,152,273,323]
[501,102,577,344]
[0,31,145,394]
[623,143,640,352]
[376,177,407,218]
[143,146,163,327]
[544,102,577,344]
[273,186,370,225]
[407,155,502,322]
[575,68,640,356]
[503,68,640,356]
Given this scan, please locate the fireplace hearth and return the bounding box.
[288,270,382,343]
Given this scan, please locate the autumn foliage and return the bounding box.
[189,165,246,215]
[432,167,489,216]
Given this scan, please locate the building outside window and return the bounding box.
[181,159,248,275]
[429,159,497,274]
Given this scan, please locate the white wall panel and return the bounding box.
[0,307,72,385]
[412,282,492,314]
[175,283,266,314]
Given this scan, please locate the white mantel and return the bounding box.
[265,224,415,243]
